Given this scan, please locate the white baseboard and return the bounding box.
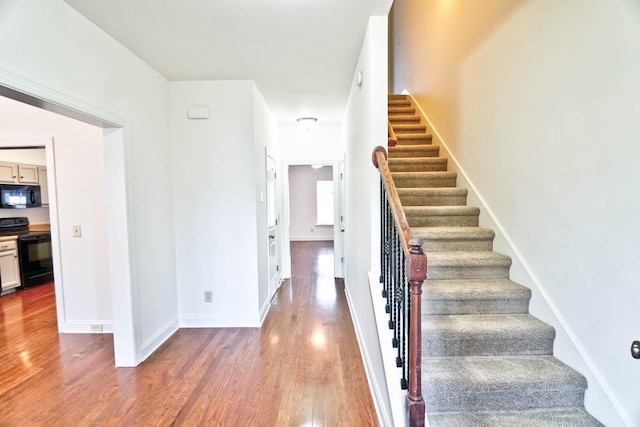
[179,314,261,328]
[59,320,114,333]
[289,236,334,241]
[140,316,179,360]
[344,277,395,427]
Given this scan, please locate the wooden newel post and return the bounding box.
[406,239,426,427]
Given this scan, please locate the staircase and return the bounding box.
[387,94,603,426]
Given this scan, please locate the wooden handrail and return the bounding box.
[372,145,426,427]
[388,122,398,147]
[372,146,411,252]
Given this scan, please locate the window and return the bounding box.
[316,180,334,225]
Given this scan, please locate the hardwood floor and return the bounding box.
[0,241,378,426]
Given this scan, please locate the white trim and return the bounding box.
[141,316,179,360]
[0,69,126,127]
[407,92,627,427]
[344,279,394,427]
[289,236,334,242]
[179,314,262,328]
[62,321,114,334]
[259,294,272,325]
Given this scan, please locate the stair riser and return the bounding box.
[423,299,530,315]
[388,101,411,108]
[427,409,604,426]
[389,147,440,158]
[421,239,493,252]
[423,337,554,357]
[388,160,448,172]
[427,266,510,280]
[408,215,479,227]
[389,115,420,123]
[396,133,433,143]
[424,387,586,412]
[398,194,467,206]
[393,125,427,134]
[393,175,457,188]
[389,107,415,114]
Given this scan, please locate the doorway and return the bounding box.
[0,82,137,366]
[280,161,344,281]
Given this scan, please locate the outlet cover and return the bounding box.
[90,324,103,332]
[73,225,82,237]
[204,291,213,302]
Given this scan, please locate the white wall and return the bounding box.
[278,123,343,163]
[391,0,640,425]
[343,16,392,427]
[0,0,178,365]
[289,165,334,241]
[170,80,277,327]
[0,97,111,325]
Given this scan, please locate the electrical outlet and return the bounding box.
[73,225,82,237]
[90,324,103,332]
[204,291,213,303]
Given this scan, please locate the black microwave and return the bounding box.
[0,184,42,209]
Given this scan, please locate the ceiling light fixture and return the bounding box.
[297,117,318,130]
[311,164,323,170]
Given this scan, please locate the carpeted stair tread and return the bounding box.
[423,355,588,412]
[423,314,555,357]
[426,251,512,280]
[392,123,427,134]
[427,408,604,427]
[388,114,421,123]
[405,206,480,227]
[397,187,467,206]
[423,279,531,315]
[392,171,457,188]
[388,144,440,158]
[413,226,494,251]
[388,157,448,172]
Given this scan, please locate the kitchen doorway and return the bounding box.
[0,82,137,366]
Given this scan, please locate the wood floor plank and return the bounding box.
[0,241,378,426]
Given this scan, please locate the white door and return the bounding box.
[267,155,279,296]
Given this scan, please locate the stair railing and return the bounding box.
[372,146,426,427]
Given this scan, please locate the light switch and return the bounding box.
[73,225,82,237]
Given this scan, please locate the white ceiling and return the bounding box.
[62,0,392,125]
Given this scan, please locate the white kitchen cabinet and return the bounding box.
[18,164,39,184]
[0,161,18,183]
[0,239,21,293]
[38,165,49,206]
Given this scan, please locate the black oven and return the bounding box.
[19,232,54,287]
[0,217,54,288]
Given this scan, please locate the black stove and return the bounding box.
[0,217,53,287]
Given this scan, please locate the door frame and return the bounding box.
[265,151,281,298]
[0,71,139,367]
[280,159,343,279]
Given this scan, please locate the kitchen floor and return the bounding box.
[0,242,378,426]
